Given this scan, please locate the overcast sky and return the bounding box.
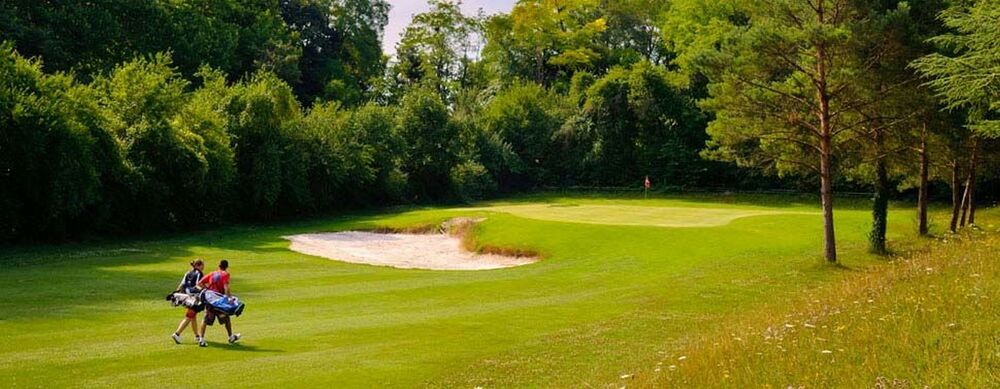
[383,0,518,56]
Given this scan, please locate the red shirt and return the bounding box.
[200,270,230,294]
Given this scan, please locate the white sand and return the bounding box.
[284,231,536,270]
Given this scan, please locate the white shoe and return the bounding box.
[198,337,207,347]
[228,333,241,344]
[171,333,182,344]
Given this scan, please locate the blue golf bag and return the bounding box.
[201,290,245,317]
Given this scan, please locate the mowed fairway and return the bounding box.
[0,194,933,386]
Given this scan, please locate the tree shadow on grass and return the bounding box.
[808,260,865,273]
[0,205,439,323]
[0,234,285,321]
[828,262,858,271]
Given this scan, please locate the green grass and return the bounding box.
[0,193,994,387]
[465,203,808,227]
[641,230,999,388]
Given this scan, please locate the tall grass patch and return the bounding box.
[646,231,999,387]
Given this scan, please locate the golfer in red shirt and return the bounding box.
[197,260,241,346]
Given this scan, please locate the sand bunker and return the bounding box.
[284,231,536,271]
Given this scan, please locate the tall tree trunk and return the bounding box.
[967,138,979,225]
[815,3,836,263]
[820,133,837,263]
[816,83,836,260]
[949,161,961,233]
[870,127,889,254]
[959,176,971,227]
[916,121,929,236]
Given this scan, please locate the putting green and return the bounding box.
[486,204,809,227]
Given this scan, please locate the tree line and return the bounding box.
[2,0,998,263]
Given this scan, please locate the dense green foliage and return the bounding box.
[0,43,113,239]
[396,85,462,199]
[1,0,998,257]
[0,0,297,81]
[661,0,998,259]
[282,0,391,104]
[478,81,565,188]
[913,0,1000,137]
[574,62,709,185]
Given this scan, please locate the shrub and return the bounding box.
[397,85,460,200]
[479,81,567,190]
[225,71,305,218]
[345,104,407,203]
[92,53,219,229]
[449,161,497,202]
[0,43,117,240]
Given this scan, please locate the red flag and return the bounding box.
[644,176,651,189]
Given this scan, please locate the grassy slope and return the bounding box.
[643,228,999,388]
[0,194,992,387]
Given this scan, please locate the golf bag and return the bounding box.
[166,291,205,312]
[201,290,245,317]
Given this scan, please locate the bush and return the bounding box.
[578,62,708,185]
[449,161,497,202]
[225,71,305,218]
[298,102,354,210]
[345,104,407,203]
[396,85,460,200]
[479,82,567,190]
[172,67,237,223]
[92,53,220,229]
[383,168,410,202]
[0,43,116,240]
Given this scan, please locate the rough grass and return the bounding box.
[0,193,994,387]
[637,229,1000,388]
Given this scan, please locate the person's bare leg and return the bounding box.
[190,316,200,337]
[174,318,190,336]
